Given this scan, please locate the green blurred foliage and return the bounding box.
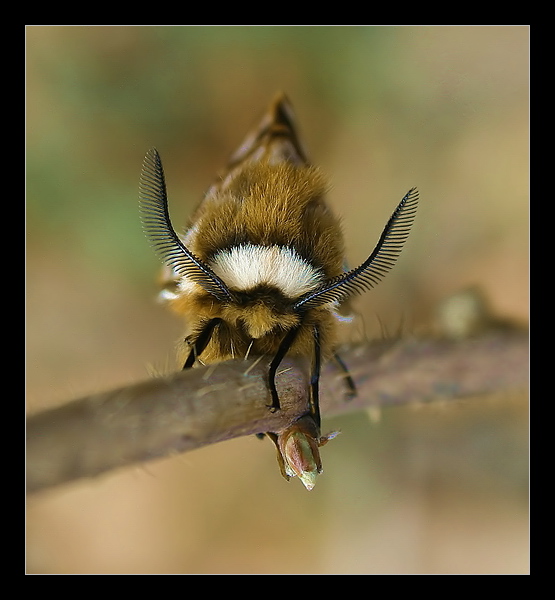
[26,26,528,575]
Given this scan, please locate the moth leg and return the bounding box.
[268,325,301,412]
[333,352,357,399]
[310,325,322,430]
[182,318,222,369]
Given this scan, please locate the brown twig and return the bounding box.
[26,327,528,495]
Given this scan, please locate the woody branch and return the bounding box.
[26,327,528,495]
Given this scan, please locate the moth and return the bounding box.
[139,93,417,439]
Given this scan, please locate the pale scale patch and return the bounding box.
[210,244,323,298]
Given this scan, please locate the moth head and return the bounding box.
[210,245,324,338]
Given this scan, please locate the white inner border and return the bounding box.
[210,244,323,298]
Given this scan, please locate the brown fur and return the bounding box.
[188,162,344,277]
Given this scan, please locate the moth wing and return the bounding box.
[207,92,310,198]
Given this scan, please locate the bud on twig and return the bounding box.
[267,415,340,490]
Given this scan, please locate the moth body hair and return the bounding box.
[139,93,418,430]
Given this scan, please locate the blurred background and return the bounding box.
[26,26,528,574]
